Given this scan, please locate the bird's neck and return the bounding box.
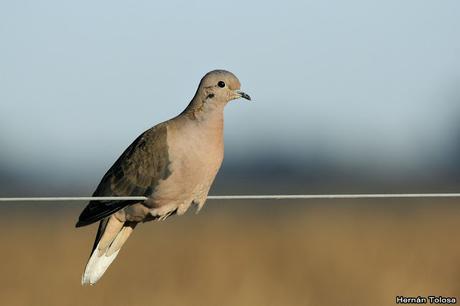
[181,94,225,123]
[174,96,225,144]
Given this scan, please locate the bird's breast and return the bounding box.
[147,118,224,216]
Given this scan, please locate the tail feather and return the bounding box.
[106,225,134,256]
[81,216,136,285]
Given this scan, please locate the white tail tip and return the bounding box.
[81,246,120,285]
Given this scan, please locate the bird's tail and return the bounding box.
[81,215,136,285]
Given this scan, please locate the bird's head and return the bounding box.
[198,70,251,104]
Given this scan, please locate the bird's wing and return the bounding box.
[76,123,171,227]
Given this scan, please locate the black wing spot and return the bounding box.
[145,186,153,196]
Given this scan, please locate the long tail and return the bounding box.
[81,215,136,285]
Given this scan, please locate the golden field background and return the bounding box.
[1,199,460,306]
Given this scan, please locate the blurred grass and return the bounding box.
[1,199,460,306]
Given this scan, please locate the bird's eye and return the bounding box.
[217,81,226,88]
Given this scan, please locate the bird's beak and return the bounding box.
[235,90,251,101]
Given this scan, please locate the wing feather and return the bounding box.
[76,123,171,227]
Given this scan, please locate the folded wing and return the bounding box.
[76,123,171,227]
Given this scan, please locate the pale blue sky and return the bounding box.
[1,0,460,181]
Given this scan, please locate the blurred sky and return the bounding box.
[1,0,460,187]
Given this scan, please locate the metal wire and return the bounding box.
[1,193,460,202]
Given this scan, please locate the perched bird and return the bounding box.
[76,70,251,285]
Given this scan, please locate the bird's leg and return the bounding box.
[157,209,177,221]
[149,204,178,221]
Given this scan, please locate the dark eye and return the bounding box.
[217,81,226,88]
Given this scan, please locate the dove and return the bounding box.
[76,70,251,285]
